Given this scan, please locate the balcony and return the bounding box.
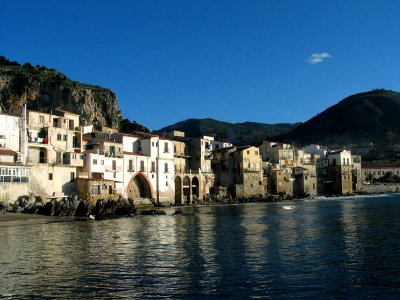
[105,166,122,172]
[244,168,260,172]
[28,137,49,144]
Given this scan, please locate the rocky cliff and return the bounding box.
[0,56,122,127]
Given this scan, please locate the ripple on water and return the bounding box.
[1,195,400,298]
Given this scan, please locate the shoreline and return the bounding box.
[0,212,53,223]
[2,189,399,223]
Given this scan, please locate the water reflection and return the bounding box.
[1,195,400,298]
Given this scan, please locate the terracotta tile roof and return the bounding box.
[54,109,80,116]
[136,131,171,140]
[362,162,400,169]
[119,132,141,138]
[0,147,17,156]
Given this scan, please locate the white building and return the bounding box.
[0,113,20,152]
[111,132,175,205]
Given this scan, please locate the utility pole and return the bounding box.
[21,93,28,165]
[156,137,160,206]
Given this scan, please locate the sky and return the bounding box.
[1,0,400,130]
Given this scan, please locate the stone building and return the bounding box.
[325,150,353,195]
[212,146,265,198]
[26,110,83,199]
[361,162,400,181]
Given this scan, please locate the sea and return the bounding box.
[1,194,400,299]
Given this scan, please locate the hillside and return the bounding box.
[157,118,300,145]
[0,56,122,128]
[275,89,400,147]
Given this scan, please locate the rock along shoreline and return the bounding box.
[1,183,399,222]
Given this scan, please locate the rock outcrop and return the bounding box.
[8,196,136,218]
[0,57,122,128]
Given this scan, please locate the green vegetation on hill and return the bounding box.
[0,56,146,131]
[158,118,300,145]
[275,89,400,148]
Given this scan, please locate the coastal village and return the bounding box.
[0,107,399,208]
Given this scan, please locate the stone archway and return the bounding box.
[192,177,200,198]
[175,176,182,204]
[127,173,153,200]
[183,176,191,204]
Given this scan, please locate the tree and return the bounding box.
[119,118,150,133]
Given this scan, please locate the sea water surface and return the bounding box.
[1,194,400,299]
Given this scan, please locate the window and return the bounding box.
[129,160,133,171]
[247,150,250,154]
[91,185,100,195]
[137,141,142,151]
[70,172,75,182]
[165,163,169,173]
[151,161,156,172]
[63,135,67,141]
[93,159,98,165]
[140,160,145,172]
[101,160,104,165]
[255,151,259,155]
[166,181,168,186]
[57,134,62,141]
[112,160,116,170]
[49,173,53,180]
[39,115,44,123]
[109,145,115,156]
[164,142,169,153]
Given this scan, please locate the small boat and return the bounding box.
[89,214,95,219]
[282,206,295,210]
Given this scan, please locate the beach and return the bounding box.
[0,212,52,223]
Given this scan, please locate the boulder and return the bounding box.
[38,200,57,216]
[91,198,119,217]
[114,197,136,216]
[55,198,80,216]
[74,199,96,217]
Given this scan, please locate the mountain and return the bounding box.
[275,89,400,147]
[157,118,300,145]
[0,56,122,128]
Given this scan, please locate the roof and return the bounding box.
[362,162,400,169]
[131,131,172,141]
[54,109,80,116]
[0,147,17,156]
[123,151,146,157]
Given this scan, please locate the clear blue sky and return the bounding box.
[1,0,400,130]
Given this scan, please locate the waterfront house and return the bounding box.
[26,110,83,200]
[361,162,400,181]
[212,146,265,198]
[110,131,176,205]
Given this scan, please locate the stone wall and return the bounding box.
[0,182,30,204]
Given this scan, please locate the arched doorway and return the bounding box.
[127,173,152,200]
[175,176,182,204]
[192,177,199,198]
[183,176,191,204]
